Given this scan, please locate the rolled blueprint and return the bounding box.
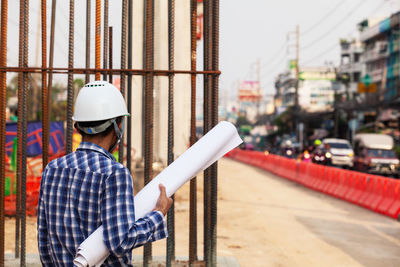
[74,121,242,267]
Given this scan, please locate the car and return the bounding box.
[353,133,399,177]
[322,138,354,168]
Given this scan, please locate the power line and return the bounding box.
[302,0,347,36]
[301,0,366,51]
[302,0,391,66]
[260,41,287,70]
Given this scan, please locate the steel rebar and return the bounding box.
[85,0,90,84]
[143,0,155,265]
[203,0,213,265]
[41,0,49,169]
[16,0,25,259]
[0,0,7,264]
[66,0,74,154]
[119,0,128,164]
[210,1,219,265]
[126,0,132,172]
[103,0,109,81]
[95,0,101,81]
[47,0,56,99]
[189,0,198,264]
[166,0,175,266]
[108,26,113,83]
[21,1,29,265]
[0,66,220,76]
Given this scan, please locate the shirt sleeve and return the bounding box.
[37,168,53,266]
[101,167,168,257]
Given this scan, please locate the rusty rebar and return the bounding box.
[95,0,101,81]
[47,0,56,97]
[0,0,7,264]
[210,0,219,265]
[16,0,25,259]
[203,0,213,265]
[189,0,198,264]
[21,1,29,265]
[126,0,132,172]
[119,0,127,164]
[103,0,109,81]
[41,0,49,169]
[108,26,113,83]
[166,0,175,266]
[85,0,90,84]
[0,66,220,76]
[66,0,74,155]
[143,0,155,265]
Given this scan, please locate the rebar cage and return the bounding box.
[0,0,220,266]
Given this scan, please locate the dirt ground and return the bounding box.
[6,158,400,266]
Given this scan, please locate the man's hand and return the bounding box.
[154,184,173,216]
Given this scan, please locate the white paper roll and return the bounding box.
[73,121,242,266]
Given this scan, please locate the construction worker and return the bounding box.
[37,81,173,266]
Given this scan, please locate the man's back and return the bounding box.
[37,142,167,266]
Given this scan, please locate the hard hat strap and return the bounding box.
[109,117,125,153]
[76,119,115,135]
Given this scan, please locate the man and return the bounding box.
[37,80,173,266]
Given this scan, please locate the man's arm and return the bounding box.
[101,167,172,257]
[37,169,53,266]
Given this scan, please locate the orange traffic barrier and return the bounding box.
[370,177,387,211]
[376,179,400,216]
[228,151,400,221]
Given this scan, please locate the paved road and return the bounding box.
[5,158,400,267]
[213,158,400,267]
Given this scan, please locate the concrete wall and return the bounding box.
[130,0,191,165]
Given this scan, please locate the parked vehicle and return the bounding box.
[353,133,399,177]
[322,138,354,168]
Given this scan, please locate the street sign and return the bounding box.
[361,74,372,86]
[358,82,376,93]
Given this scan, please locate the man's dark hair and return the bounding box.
[75,116,123,138]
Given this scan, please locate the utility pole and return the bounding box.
[295,25,299,111]
[256,58,261,119]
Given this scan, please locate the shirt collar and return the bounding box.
[77,141,116,161]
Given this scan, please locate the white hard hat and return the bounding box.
[72,80,129,122]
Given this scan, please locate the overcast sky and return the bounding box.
[220,0,396,98]
[5,0,398,101]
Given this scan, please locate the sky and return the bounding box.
[5,0,398,102]
[219,0,397,100]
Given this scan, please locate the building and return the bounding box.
[338,39,363,99]
[359,12,400,103]
[274,66,335,114]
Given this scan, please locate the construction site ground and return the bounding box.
[5,158,400,267]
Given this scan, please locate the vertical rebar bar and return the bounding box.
[108,26,113,83]
[0,0,7,264]
[41,0,49,169]
[21,1,29,265]
[126,0,132,172]
[16,0,25,259]
[66,0,74,155]
[95,0,101,81]
[189,0,198,264]
[85,0,90,84]
[119,0,127,164]
[103,0,109,81]
[143,0,154,265]
[210,1,219,265]
[47,0,56,98]
[203,0,213,265]
[166,0,175,266]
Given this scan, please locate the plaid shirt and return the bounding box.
[37,142,168,266]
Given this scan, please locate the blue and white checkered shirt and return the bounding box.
[37,142,168,266]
